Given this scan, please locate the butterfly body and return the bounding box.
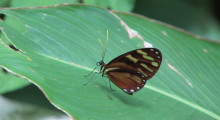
[98,48,162,95]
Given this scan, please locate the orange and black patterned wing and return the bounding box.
[103,48,162,95]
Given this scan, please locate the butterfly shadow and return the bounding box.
[98,83,152,109]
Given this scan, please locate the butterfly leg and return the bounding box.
[84,67,100,86]
[84,67,99,77]
[83,73,97,86]
[103,75,107,77]
[101,76,114,100]
[109,80,116,91]
[107,93,113,100]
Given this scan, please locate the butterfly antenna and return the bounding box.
[98,30,109,61]
[98,39,104,60]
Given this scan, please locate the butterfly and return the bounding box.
[97,48,162,95]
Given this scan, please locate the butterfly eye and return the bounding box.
[96,61,101,66]
[96,61,104,66]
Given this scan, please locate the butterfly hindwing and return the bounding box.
[106,68,147,95]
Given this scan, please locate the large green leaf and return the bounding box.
[0,4,219,120]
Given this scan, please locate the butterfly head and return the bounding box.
[96,60,105,66]
[96,60,107,74]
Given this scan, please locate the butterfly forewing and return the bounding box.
[103,48,162,95]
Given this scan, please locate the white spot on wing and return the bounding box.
[130,89,134,93]
[123,89,128,92]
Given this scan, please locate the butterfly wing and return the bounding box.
[106,68,147,95]
[105,48,162,80]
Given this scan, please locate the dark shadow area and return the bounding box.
[0,0,11,20]
[78,0,83,3]
[8,44,20,51]
[2,68,9,74]
[133,0,220,29]
[213,0,220,21]
[0,14,5,20]
[98,83,152,109]
[3,84,60,111]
